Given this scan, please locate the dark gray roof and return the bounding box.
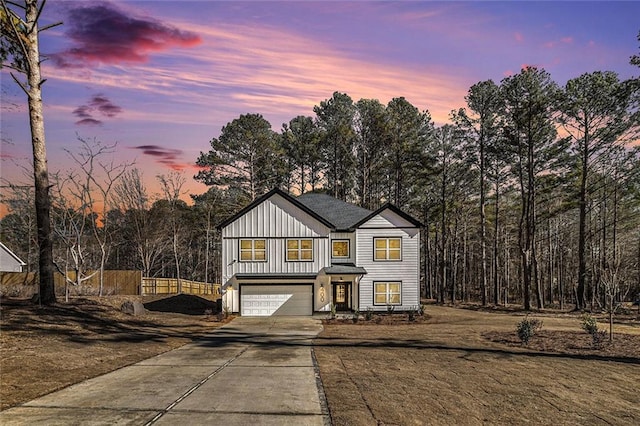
[296,192,372,230]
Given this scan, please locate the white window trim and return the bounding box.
[286,238,314,262]
[373,237,402,261]
[374,281,402,305]
[239,239,267,262]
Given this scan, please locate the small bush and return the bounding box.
[580,313,598,335]
[365,307,374,321]
[418,304,425,316]
[330,303,337,319]
[408,306,418,322]
[580,313,606,348]
[386,304,395,314]
[516,316,543,345]
[352,309,359,323]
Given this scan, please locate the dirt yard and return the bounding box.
[2,298,639,424]
[314,305,640,426]
[0,295,226,410]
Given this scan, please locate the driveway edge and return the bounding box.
[311,347,332,426]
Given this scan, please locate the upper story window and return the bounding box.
[374,237,401,261]
[240,239,266,262]
[286,239,313,261]
[332,240,350,259]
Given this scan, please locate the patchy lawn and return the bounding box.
[314,305,640,426]
[0,296,226,411]
[3,297,638,424]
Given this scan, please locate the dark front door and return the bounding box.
[332,282,351,311]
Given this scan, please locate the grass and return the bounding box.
[314,305,640,425]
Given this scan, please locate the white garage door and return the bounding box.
[241,284,312,316]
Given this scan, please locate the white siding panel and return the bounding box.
[221,194,332,283]
[356,221,420,311]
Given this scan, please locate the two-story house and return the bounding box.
[219,188,421,316]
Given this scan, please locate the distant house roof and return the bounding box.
[296,192,373,231]
[0,242,26,272]
[217,188,421,231]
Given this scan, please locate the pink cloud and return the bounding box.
[73,94,122,126]
[514,32,524,42]
[52,2,202,68]
[132,145,195,171]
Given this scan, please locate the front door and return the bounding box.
[332,282,351,311]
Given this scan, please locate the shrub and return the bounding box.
[580,313,598,335]
[386,304,395,314]
[352,309,359,323]
[365,307,374,321]
[580,313,606,348]
[408,306,418,322]
[418,304,425,316]
[516,316,543,345]
[330,303,337,319]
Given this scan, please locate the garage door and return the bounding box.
[241,284,312,316]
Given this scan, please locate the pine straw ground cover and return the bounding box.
[314,305,640,426]
[0,296,227,410]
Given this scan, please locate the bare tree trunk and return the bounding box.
[577,130,589,310]
[493,175,500,305]
[22,0,55,304]
[440,175,447,305]
[479,140,488,306]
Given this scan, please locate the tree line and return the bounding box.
[2,15,639,310]
[194,64,640,311]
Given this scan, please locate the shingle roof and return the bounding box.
[217,188,422,231]
[296,192,373,230]
[322,265,368,275]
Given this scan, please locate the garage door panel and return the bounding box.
[241,284,312,316]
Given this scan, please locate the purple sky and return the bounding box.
[2,1,639,206]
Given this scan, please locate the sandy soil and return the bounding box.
[314,305,640,426]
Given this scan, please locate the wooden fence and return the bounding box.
[2,271,220,298]
[141,277,220,297]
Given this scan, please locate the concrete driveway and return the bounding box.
[0,317,329,426]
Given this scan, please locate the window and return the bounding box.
[240,239,266,262]
[332,240,350,258]
[374,237,401,261]
[374,282,401,305]
[286,239,313,261]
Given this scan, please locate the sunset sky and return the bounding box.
[1,0,639,206]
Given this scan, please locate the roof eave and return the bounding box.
[216,188,335,230]
[352,203,423,229]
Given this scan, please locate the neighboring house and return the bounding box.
[219,188,421,316]
[0,242,27,273]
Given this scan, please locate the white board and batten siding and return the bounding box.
[221,193,331,283]
[356,209,420,311]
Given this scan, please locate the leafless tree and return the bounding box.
[157,172,187,291]
[113,168,167,278]
[64,138,133,296]
[50,172,98,302]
